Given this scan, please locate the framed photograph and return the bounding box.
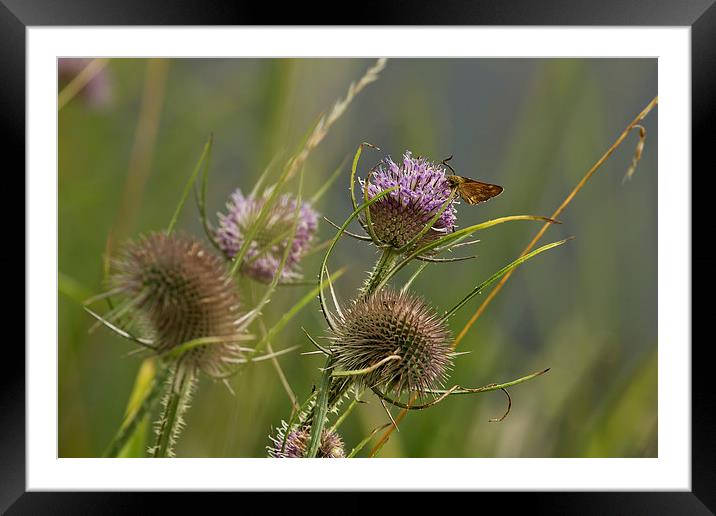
[6,0,707,512]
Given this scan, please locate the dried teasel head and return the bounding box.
[110,232,246,378]
[329,288,453,398]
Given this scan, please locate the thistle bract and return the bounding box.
[330,288,452,397]
[111,232,245,377]
[362,151,456,250]
[216,188,319,283]
[268,423,345,458]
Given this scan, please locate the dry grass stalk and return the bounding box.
[285,58,387,180]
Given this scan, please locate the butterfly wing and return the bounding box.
[458,179,503,205]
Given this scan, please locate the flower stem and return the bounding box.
[102,362,170,458]
[152,366,196,458]
[306,358,334,458]
[308,248,396,457]
[360,248,397,299]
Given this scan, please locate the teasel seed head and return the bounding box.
[268,422,345,458]
[216,188,319,283]
[361,151,456,251]
[111,232,246,378]
[329,288,453,398]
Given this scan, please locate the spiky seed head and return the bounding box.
[362,151,457,251]
[111,232,245,377]
[268,422,345,458]
[329,288,453,398]
[215,188,319,283]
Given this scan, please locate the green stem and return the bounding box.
[152,366,195,458]
[347,423,392,458]
[102,364,171,458]
[308,249,397,457]
[360,248,397,299]
[306,357,334,458]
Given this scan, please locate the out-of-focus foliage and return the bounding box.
[58,58,657,458]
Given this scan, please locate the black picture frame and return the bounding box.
[4,1,708,512]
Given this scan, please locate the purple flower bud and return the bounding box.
[362,151,457,250]
[216,188,319,283]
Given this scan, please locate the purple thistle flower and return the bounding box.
[58,58,113,108]
[216,188,319,283]
[268,423,345,458]
[361,151,457,250]
[329,288,453,398]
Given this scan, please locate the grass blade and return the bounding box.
[167,134,213,234]
[442,238,571,321]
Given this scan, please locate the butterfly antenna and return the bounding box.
[441,155,456,175]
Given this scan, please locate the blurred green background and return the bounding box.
[58,58,657,458]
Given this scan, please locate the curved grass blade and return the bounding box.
[247,268,347,363]
[425,368,550,396]
[161,334,256,361]
[83,305,154,348]
[323,217,372,241]
[328,391,364,433]
[250,151,286,198]
[442,238,571,321]
[331,355,402,378]
[360,168,382,244]
[375,215,559,293]
[401,262,429,294]
[416,254,477,263]
[372,367,549,411]
[318,186,398,331]
[311,155,349,205]
[167,134,213,235]
[350,142,380,213]
[347,423,392,458]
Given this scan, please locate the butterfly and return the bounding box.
[442,156,503,205]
